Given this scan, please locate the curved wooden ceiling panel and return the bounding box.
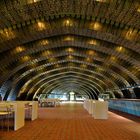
[0,0,139,100]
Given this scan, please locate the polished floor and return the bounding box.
[0,103,140,140]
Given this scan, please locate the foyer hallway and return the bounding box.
[0,103,140,140]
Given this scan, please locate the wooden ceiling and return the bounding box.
[0,0,140,100]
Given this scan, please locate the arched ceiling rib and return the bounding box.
[43,84,90,97]
[44,83,95,99]
[33,80,98,99]
[36,84,91,99]
[28,75,102,93]
[16,74,103,99]
[0,0,140,29]
[0,24,140,53]
[15,67,109,89]
[1,42,138,85]
[0,0,140,100]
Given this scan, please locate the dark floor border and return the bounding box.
[109,109,140,123]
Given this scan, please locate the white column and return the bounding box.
[88,100,93,114]
[91,100,96,117]
[13,102,25,130]
[94,101,108,119]
[31,101,38,121]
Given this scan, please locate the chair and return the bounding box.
[0,104,14,131]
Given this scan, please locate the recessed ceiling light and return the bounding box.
[15,46,25,53]
[42,50,52,56]
[116,46,123,52]
[125,29,136,40]
[41,39,49,45]
[66,48,74,53]
[37,21,46,30]
[137,7,140,12]
[88,50,95,55]
[1,29,15,39]
[64,36,74,41]
[28,0,41,4]
[89,22,102,31]
[21,56,30,62]
[88,39,97,45]
[63,19,73,26]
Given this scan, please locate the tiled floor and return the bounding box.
[0,103,140,140]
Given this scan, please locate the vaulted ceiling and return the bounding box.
[0,0,140,100]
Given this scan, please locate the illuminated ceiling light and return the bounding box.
[88,50,95,56]
[95,0,106,2]
[118,46,123,51]
[88,39,97,45]
[93,22,102,30]
[37,21,46,30]
[64,36,74,41]
[116,46,123,52]
[89,22,102,31]
[63,19,73,26]
[15,46,25,53]
[125,29,136,40]
[86,58,91,62]
[137,7,140,12]
[41,39,49,45]
[66,20,70,25]
[67,55,73,60]
[27,0,41,4]
[42,50,52,56]
[66,48,74,53]
[21,56,31,62]
[1,28,15,39]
